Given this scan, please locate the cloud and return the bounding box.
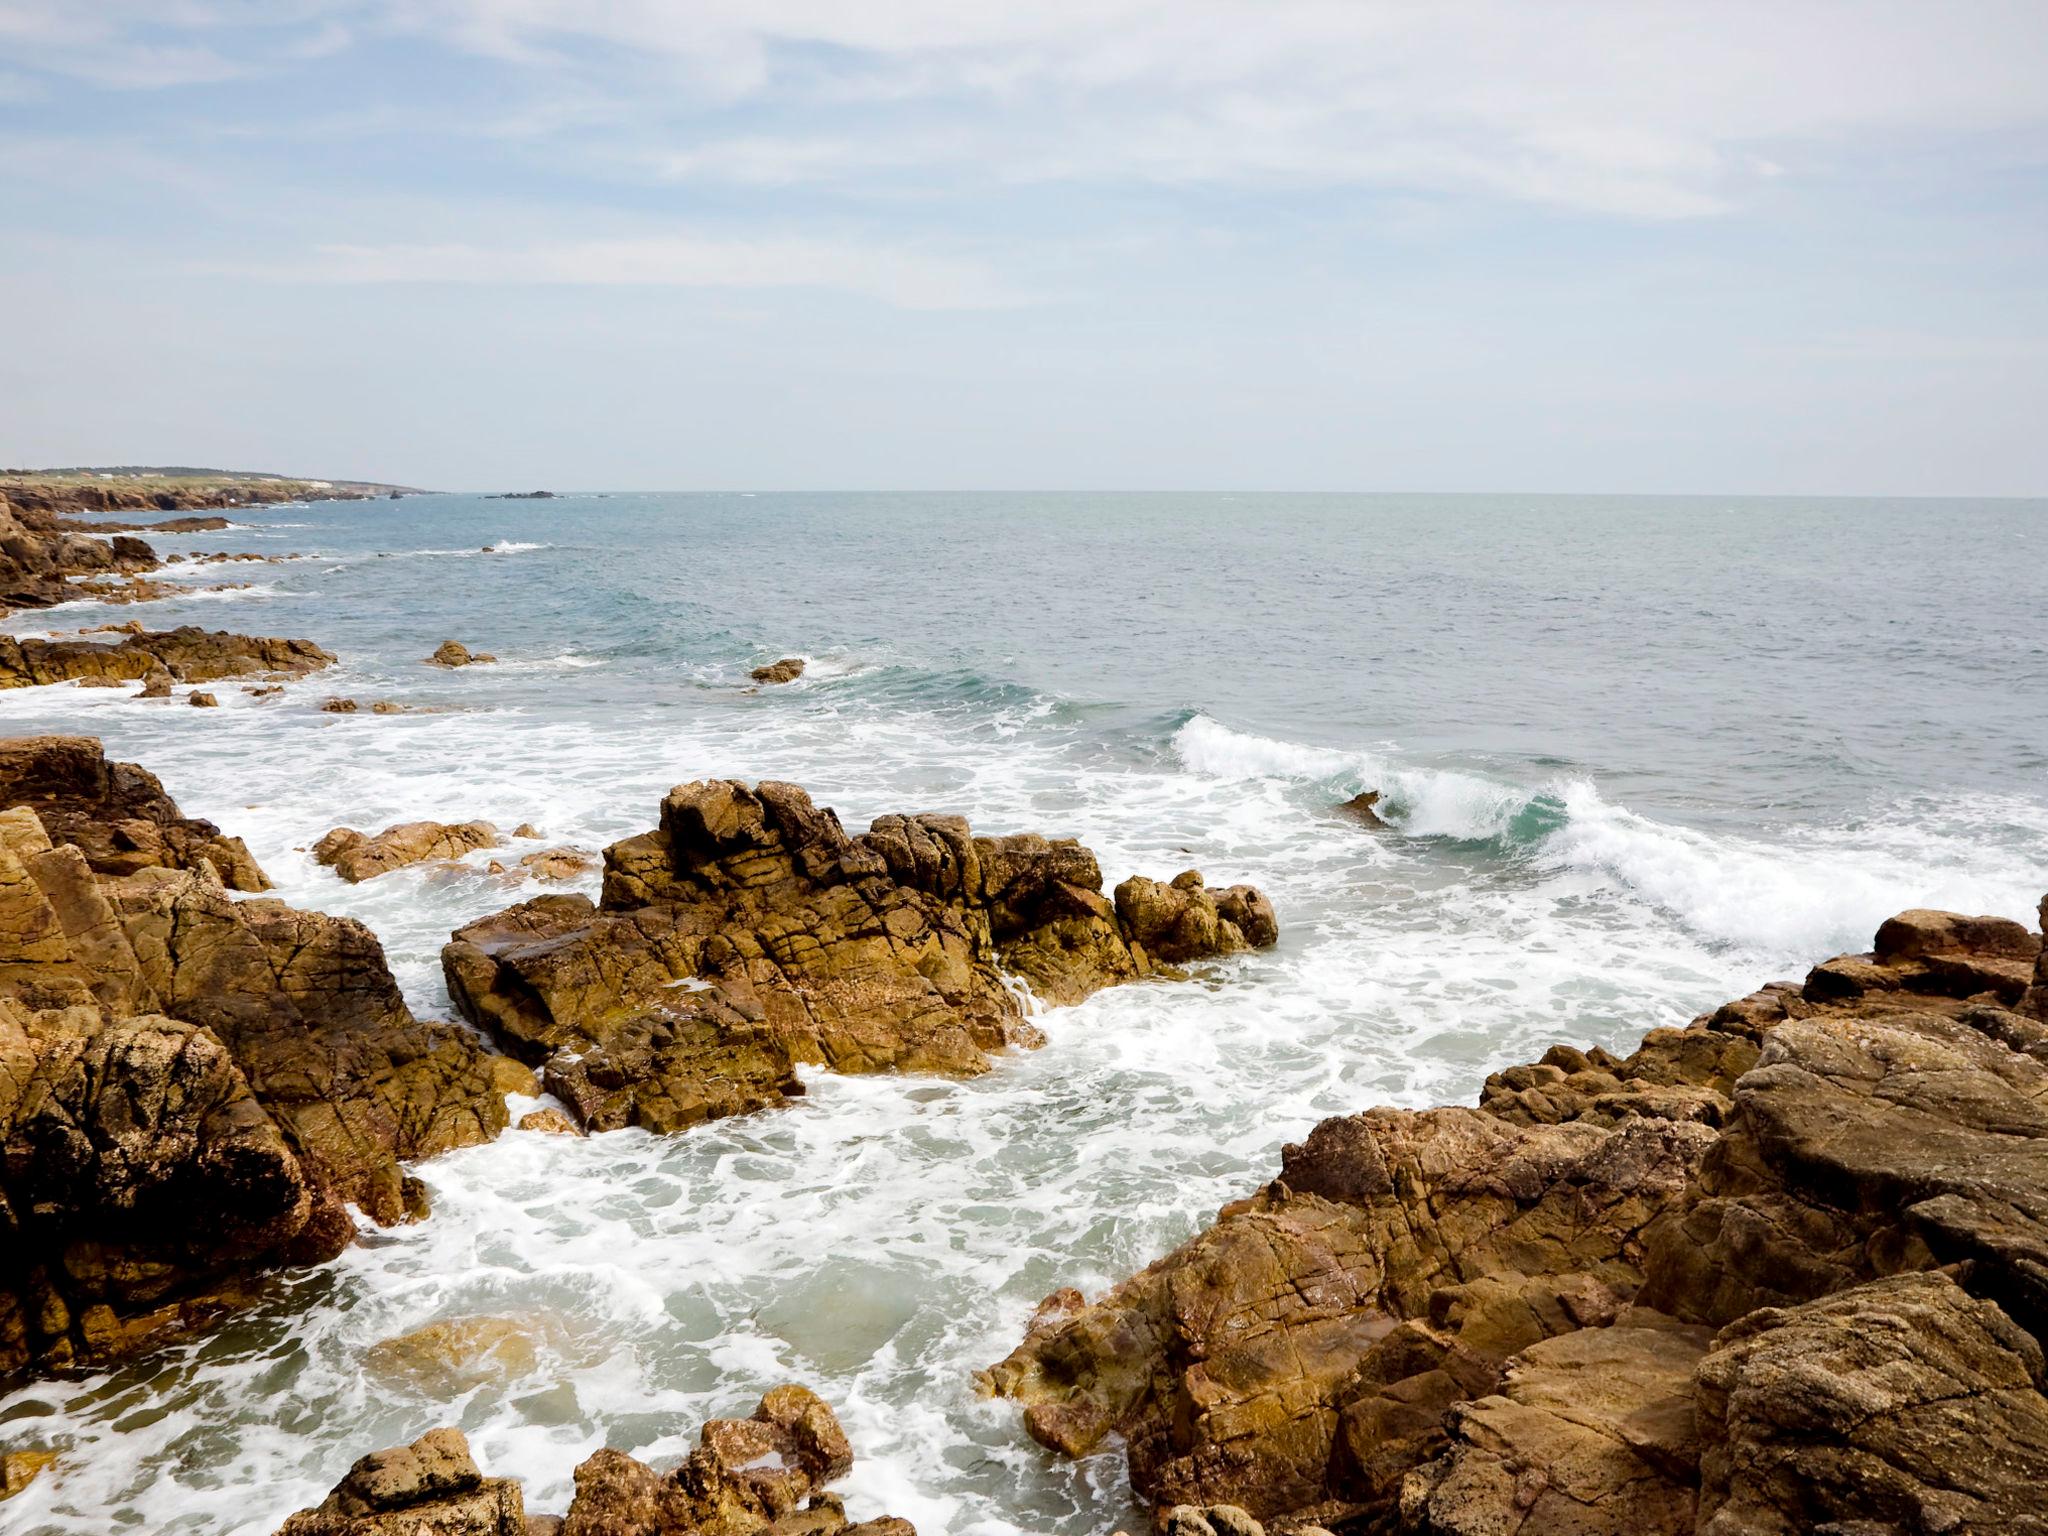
[13,2,2048,216]
[218,233,1023,309]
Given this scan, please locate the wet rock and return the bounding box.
[0,626,334,690]
[0,1001,320,1378]
[443,780,1276,1134]
[517,1107,580,1135]
[275,1427,526,1536]
[276,1388,916,1535]
[1,1447,57,1500]
[314,821,502,882]
[366,1314,572,1396]
[188,690,219,708]
[428,640,497,667]
[321,697,359,713]
[136,666,172,699]
[0,733,269,890]
[751,657,806,684]
[991,896,2048,1533]
[1336,790,1387,828]
[487,847,597,883]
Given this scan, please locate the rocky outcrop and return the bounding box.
[0,494,157,612]
[0,735,269,890]
[444,779,1276,1134]
[427,640,496,667]
[0,740,510,1380]
[751,657,805,684]
[271,1386,915,1535]
[0,626,335,690]
[314,821,501,882]
[1336,790,1387,828]
[987,897,2048,1534]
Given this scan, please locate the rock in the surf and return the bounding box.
[443,779,1278,1134]
[0,625,334,690]
[271,1386,916,1535]
[0,733,270,890]
[750,656,806,684]
[986,897,2048,1534]
[426,639,497,667]
[313,819,502,882]
[0,742,512,1380]
[1336,789,1387,827]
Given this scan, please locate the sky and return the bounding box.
[2,1,2045,493]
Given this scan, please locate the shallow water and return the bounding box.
[1,492,2043,1533]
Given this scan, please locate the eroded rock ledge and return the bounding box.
[444,778,1277,1133]
[0,625,335,690]
[985,898,2048,1535]
[0,737,510,1381]
[271,1385,913,1536]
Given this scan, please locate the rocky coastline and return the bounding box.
[983,901,2048,1535]
[0,480,2043,1534]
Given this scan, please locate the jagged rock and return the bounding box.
[517,1107,580,1135]
[314,821,501,882]
[321,697,359,713]
[991,896,2048,1533]
[0,734,269,891]
[1336,790,1386,828]
[428,640,496,667]
[275,1427,526,1536]
[751,657,805,684]
[982,1108,1711,1523]
[1398,1321,1706,1535]
[0,771,511,1380]
[0,495,158,613]
[1694,1271,2048,1535]
[0,626,334,690]
[136,666,172,699]
[487,847,597,882]
[443,780,1276,1134]
[0,1000,331,1378]
[274,1389,916,1536]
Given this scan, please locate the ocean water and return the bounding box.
[0,492,2043,1534]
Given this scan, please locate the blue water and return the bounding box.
[0,492,2043,1534]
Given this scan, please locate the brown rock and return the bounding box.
[517,1108,580,1135]
[428,641,496,667]
[443,780,1275,1134]
[188,690,219,708]
[751,657,806,684]
[1694,1271,2048,1535]
[314,821,502,882]
[1336,790,1387,828]
[1,1448,57,1500]
[0,734,269,890]
[275,1428,526,1536]
[321,697,359,713]
[0,626,334,690]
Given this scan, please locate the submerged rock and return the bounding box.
[444,779,1277,1134]
[987,896,2048,1534]
[750,657,805,684]
[314,820,502,882]
[272,1386,915,1535]
[1336,789,1387,828]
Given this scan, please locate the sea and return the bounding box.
[0,492,2043,1533]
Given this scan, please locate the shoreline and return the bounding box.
[0,491,2041,1534]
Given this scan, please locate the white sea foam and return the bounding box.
[0,601,2041,1533]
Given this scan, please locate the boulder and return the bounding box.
[1336,790,1387,828]
[188,690,219,708]
[1693,1271,2048,1535]
[314,821,502,882]
[990,896,2048,1533]
[0,734,269,890]
[0,626,334,690]
[751,657,806,684]
[443,780,1276,1134]
[427,640,496,667]
[274,1428,526,1536]
[273,1388,916,1536]
[0,1001,332,1378]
